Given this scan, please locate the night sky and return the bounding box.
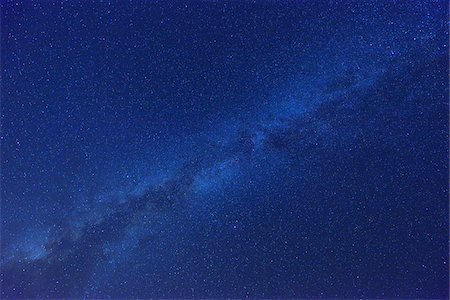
[1,1,448,299]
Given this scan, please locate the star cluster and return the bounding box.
[1,1,448,298]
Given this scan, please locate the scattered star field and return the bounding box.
[1,1,448,299]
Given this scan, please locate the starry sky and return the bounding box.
[1,1,448,299]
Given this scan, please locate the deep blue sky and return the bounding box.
[1,1,448,298]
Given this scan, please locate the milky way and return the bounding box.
[1,1,448,298]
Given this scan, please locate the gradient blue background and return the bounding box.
[1,1,448,298]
